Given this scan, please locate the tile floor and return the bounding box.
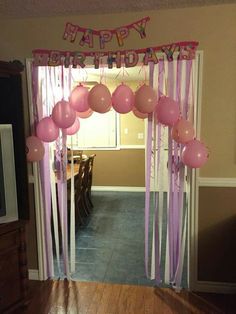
[54,191,187,287]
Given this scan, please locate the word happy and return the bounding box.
[32,42,198,69]
[63,17,150,49]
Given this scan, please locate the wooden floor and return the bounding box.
[17,280,233,314]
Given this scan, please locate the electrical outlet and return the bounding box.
[138,133,144,139]
[124,128,128,134]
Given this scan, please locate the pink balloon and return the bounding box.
[132,107,148,119]
[156,96,180,126]
[36,116,59,142]
[76,108,93,119]
[181,139,209,168]
[171,118,195,144]
[26,136,45,162]
[65,118,80,136]
[69,84,89,112]
[104,105,112,113]
[52,100,76,128]
[88,83,112,113]
[112,83,134,114]
[134,84,157,113]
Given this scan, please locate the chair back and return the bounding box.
[82,154,96,192]
[67,149,83,164]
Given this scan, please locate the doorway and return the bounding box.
[26,52,202,289]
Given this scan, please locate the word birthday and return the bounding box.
[32,42,198,69]
[63,17,150,49]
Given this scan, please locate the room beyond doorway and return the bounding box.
[27,52,202,289]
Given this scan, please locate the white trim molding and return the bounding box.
[119,145,145,149]
[92,186,145,192]
[197,177,236,187]
[28,174,34,184]
[194,281,236,294]
[191,175,236,294]
[28,269,40,280]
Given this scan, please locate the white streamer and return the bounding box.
[70,138,76,273]
[49,145,60,275]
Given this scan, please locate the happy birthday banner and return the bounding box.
[32,41,198,69]
[63,17,150,49]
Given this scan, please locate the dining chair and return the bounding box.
[83,154,96,209]
[73,158,91,226]
[67,149,83,164]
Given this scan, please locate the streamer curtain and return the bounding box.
[145,56,194,289]
[31,56,194,288]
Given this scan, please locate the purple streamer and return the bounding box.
[167,60,175,281]
[183,60,193,119]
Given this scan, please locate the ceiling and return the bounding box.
[0,0,235,19]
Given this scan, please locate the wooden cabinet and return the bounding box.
[0,221,28,313]
[0,60,29,220]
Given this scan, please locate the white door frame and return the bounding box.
[26,60,47,280]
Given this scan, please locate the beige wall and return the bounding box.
[0,4,236,178]
[86,149,145,186]
[198,187,236,283]
[1,4,236,282]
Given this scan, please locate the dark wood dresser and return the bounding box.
[0,221,28,313]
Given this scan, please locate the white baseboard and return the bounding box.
[92,186,145,192]
[194,281,236,294]
[28,269,40,280]
[197,177,236,187]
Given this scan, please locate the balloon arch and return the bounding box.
[27,81,208,169]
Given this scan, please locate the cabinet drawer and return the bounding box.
[0,230,19,251]
[0,249,20,281]
[0,278,21,311]
[0,249,21,311]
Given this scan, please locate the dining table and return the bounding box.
[54,163,80,183]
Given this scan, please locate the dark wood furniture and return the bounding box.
[0,61,29,312]
[0,60,29,220]
[84,154,96,208]
[0,221,28,313]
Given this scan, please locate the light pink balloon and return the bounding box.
[76,108,93,119]
[36,116,59,142]
[132,108,148,119]
[171,118,195,144]
[88,83,112,113]
[156,96,180,126]
[69,84,89,112]
[66,118,80,136]
[134,84,157,113]
[52,100,76,128]
[112,84,134,114]
[181,139,209,168]
[26,136,45,162]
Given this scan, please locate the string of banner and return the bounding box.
[32,41,198,69]
[32,16,197,68]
